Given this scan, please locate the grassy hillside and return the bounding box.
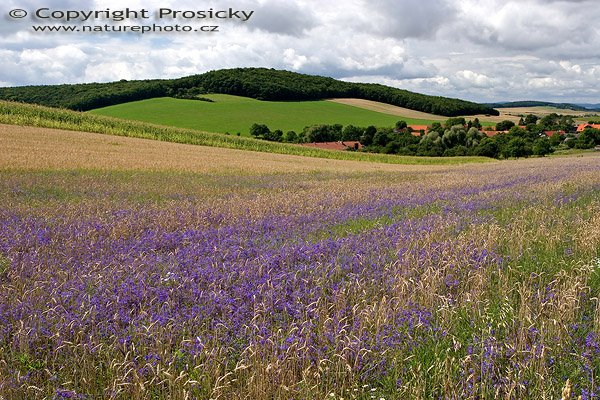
[0,100,492,165]
[90,94,437,135]
[0,68,499,117]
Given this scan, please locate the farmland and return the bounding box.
[330,99,600,125]
[329,98,499,125]
[497,106,600,123]
[89,94,438,135]
[0,101,490,165]
[0,124,599,399]
[0,124,450,173]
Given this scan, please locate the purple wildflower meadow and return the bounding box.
[0,156,599,398]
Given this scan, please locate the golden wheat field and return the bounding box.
[0,124,447,174]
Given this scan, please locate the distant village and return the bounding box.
[252,115,600,158]
[403,122,600,139]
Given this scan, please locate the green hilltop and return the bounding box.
[0,68,498,117]
[89,94,438,136]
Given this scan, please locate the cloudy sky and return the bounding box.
[1,0,599,103]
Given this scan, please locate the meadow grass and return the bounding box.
[0,147,599,399]
[88,94,439,135]
[0,101,492,166]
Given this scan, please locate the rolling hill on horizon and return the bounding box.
[0,68,498,117]
[486,100,600,112]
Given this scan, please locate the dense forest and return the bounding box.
[249,114,600,158]
[0,79,168,111]
[0,68,498,117]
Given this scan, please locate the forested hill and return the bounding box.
[0,68,499,117]
[485,101,593,111]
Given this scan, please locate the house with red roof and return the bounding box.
[408,125,429,136]
[576,123,600,132]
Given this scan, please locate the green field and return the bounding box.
[90,94,437,136]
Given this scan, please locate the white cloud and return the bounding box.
[283,48,309,70]
[454,70,493,88]
[0,0,599,103]
[0,45,89,84]
[456,0,599,51]
[528,77,559,89]
[559,61,582,74]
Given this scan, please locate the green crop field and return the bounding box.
[89,94,438,136]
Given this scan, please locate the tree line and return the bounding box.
[0,68,498,116]
[486,101,594,112]
[250,115,600,158]
[0,79,168,111]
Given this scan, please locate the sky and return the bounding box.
[1,0,599,104]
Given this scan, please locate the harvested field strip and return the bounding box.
[0,124,454,173]
[328,98,501,125]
